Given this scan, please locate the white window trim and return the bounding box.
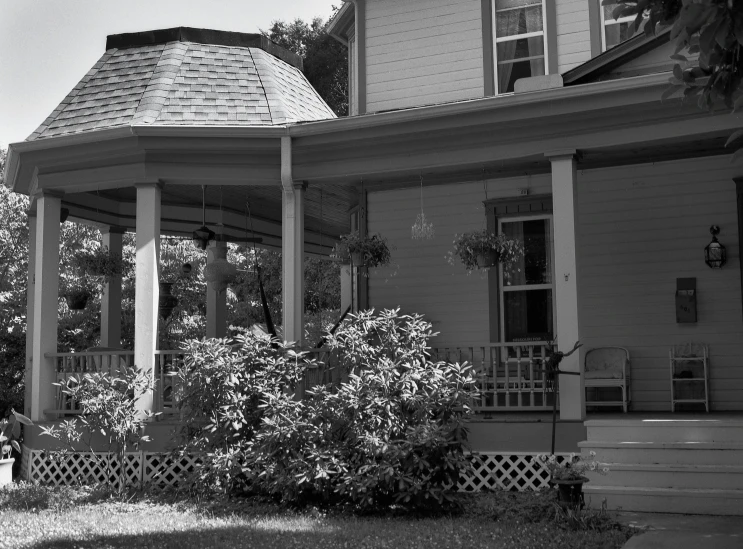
[491,0,550,95]
[498,214,555,343]
[600,4,645,51]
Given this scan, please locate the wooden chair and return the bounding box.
[585,347,630,413]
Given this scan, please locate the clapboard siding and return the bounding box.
[555,0,592,72]
[577,157,743,411]
[366,0,484,112]
[367,175,551,347]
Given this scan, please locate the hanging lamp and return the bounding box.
[411,174,434,240]
[192,185,216,250]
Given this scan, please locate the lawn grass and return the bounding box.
[0,483,634,549]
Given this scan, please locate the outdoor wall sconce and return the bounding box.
[704,225,727,269]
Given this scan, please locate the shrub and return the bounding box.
[175,332,308,493]
[177,309,479,512]
[39,367,157,493]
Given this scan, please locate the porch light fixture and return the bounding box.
[192,185,215,250]
[704,225,726,269]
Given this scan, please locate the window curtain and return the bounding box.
[497,9,521,93]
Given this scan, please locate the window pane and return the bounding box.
[496,5,543,37]
[496,57,545,93]
[496,0,542,10]
[504,289,553,342]
[496,36,544,62]
[604,21,640,49]
[502,219,551,285]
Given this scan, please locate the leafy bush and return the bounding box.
[177,309,479,513]
[39,367,157,493]
[175,332,308,493]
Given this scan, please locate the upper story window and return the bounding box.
[493,0,548,94]
[601,5,646,50]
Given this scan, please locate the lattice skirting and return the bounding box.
[20,445,201,489]
[458,452,569,492]
[22,445,565,492]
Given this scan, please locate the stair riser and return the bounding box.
[584,489,743,516]
[580,447,743,466]
[585,470,743,490]
[586,425,743,444]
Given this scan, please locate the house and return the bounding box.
[4,0,743,513]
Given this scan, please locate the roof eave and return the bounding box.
[563,28,672,86]
[327,2,355,45]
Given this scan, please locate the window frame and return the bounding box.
[491,0,550,94]
[497,213,556,343]
[600,4,645,51]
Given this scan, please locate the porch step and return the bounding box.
[583,486,743,516]
[578,441,743,466]
[586,463,743,490]
[585,419,743,444]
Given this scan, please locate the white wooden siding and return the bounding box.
[366,157,743,412]
[577,157,743,411]
[365,0,484,112]
[367,174,552,347]
[556,0,592,73]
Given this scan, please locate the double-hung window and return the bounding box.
[601,4,646,50]
[498,216,554,343]
[492,0,547,94]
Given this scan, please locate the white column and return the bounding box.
[24,210,37,418]
[100,226,125,348]
[206,240,228,339]
[280,137,305,346]
[30,191,62,421]
[548,150,585,421]
[134,182,161,413]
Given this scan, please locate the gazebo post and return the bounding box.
[206,240,228,338]
[280,137,306,347]
[24,210,37,419]
[134,182,162,414]
[100,226,125,347]
[29,190,63,421]
[547,150,586,421]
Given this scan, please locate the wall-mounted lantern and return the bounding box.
[704,225,727,269]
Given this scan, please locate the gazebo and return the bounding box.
[4,28,358,424]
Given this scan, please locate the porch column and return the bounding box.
[100,226,125,347]
[281,137,305,346]
[547,151,585,421]
[134,182,161,413]
[30,191,62,421]
[340,264,353,313]
[206,240,228,339]
[24,210,37,418]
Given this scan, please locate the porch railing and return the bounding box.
[45,350,183,417]
[431,342,556,411]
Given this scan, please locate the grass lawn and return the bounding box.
[0,484,634,549]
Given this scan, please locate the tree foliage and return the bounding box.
[265,15,349,116]
[605,0,743,155]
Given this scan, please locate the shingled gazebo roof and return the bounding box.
[28,27,336,141]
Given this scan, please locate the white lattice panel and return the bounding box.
[28,449,141,490]
[458,453,569,492]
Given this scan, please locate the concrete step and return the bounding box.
[584,485,743,515]
[585,419,743,444]
[585,463,743,490]
[579,441,743,466]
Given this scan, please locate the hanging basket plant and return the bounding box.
[330,231,392,268]
[71,246,128,281]
[204,246,237,292]
[446,230,524,274]
[158,282,179,320]
[64,287,92,310]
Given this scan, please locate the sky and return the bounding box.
[0,0,338,149]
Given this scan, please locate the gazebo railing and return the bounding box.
[45,350,184,417]
[431,342,556,411]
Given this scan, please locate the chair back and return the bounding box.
[585,347,629,374]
